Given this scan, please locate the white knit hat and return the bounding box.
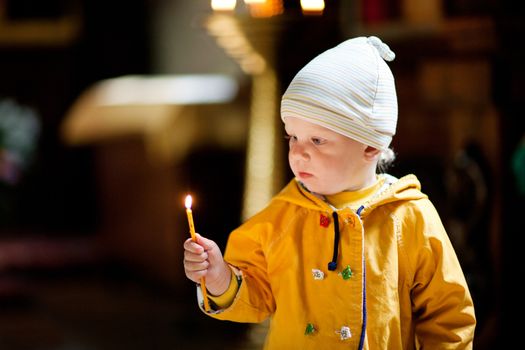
[281,36,397,150]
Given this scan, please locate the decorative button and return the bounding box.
[320,214,330,227]
[305,323,316,335]
[338,326,352,340]
[340,265,353,280]
[344,215,356,227]
[311,269,324,280]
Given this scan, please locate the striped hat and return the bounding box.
[281,36,397,150]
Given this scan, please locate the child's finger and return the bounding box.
[186,269,207,282]
[195,234,217,251]
[184,259,210,272]
[183,249,208,263]
[183,237,204,254]
[195,234,224,265]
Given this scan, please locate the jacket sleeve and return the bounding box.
[409,199,476,349]
[203,220,276,323]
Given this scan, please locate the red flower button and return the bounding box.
[320,214,330,227]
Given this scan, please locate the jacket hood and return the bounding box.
[273,174,427,216]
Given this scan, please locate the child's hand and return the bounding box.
[183,233,232,296]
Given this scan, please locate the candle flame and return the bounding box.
[185,195,193,209]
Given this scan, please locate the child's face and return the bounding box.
[284,117,372,195]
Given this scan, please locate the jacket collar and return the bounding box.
[273,174,426,217]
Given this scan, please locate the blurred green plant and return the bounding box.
[0,98,41,225]
[0,98,40,185]
[512,136,525,198]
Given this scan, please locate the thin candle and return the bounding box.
[185,195,211,312]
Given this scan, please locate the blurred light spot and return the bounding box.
[242,68,279,220]
[211,0,237,11]
[301,0,325,14]
[96,75,238,106]
[247,0,283,18]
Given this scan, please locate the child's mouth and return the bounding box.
[298,172,313,179]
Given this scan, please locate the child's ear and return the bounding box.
[364,146,381,161]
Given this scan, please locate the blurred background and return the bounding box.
[0,0,523,349]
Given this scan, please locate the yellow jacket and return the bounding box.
[203,174,476,349]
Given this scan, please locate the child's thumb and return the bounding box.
[195,234,219,252]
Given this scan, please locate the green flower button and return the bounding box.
[341,265,353,280]
[305,323,316,335]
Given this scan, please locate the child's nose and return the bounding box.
[290,143,310,161]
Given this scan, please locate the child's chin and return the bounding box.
[302,183,326,195]
[297,178,331,195]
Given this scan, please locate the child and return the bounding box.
[183,36,476,349]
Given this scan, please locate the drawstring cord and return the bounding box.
[328,211,340,271]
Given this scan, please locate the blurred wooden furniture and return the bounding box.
[61,74,247,285]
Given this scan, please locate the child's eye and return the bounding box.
[311,137,324,145]
[285,135,297,142]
